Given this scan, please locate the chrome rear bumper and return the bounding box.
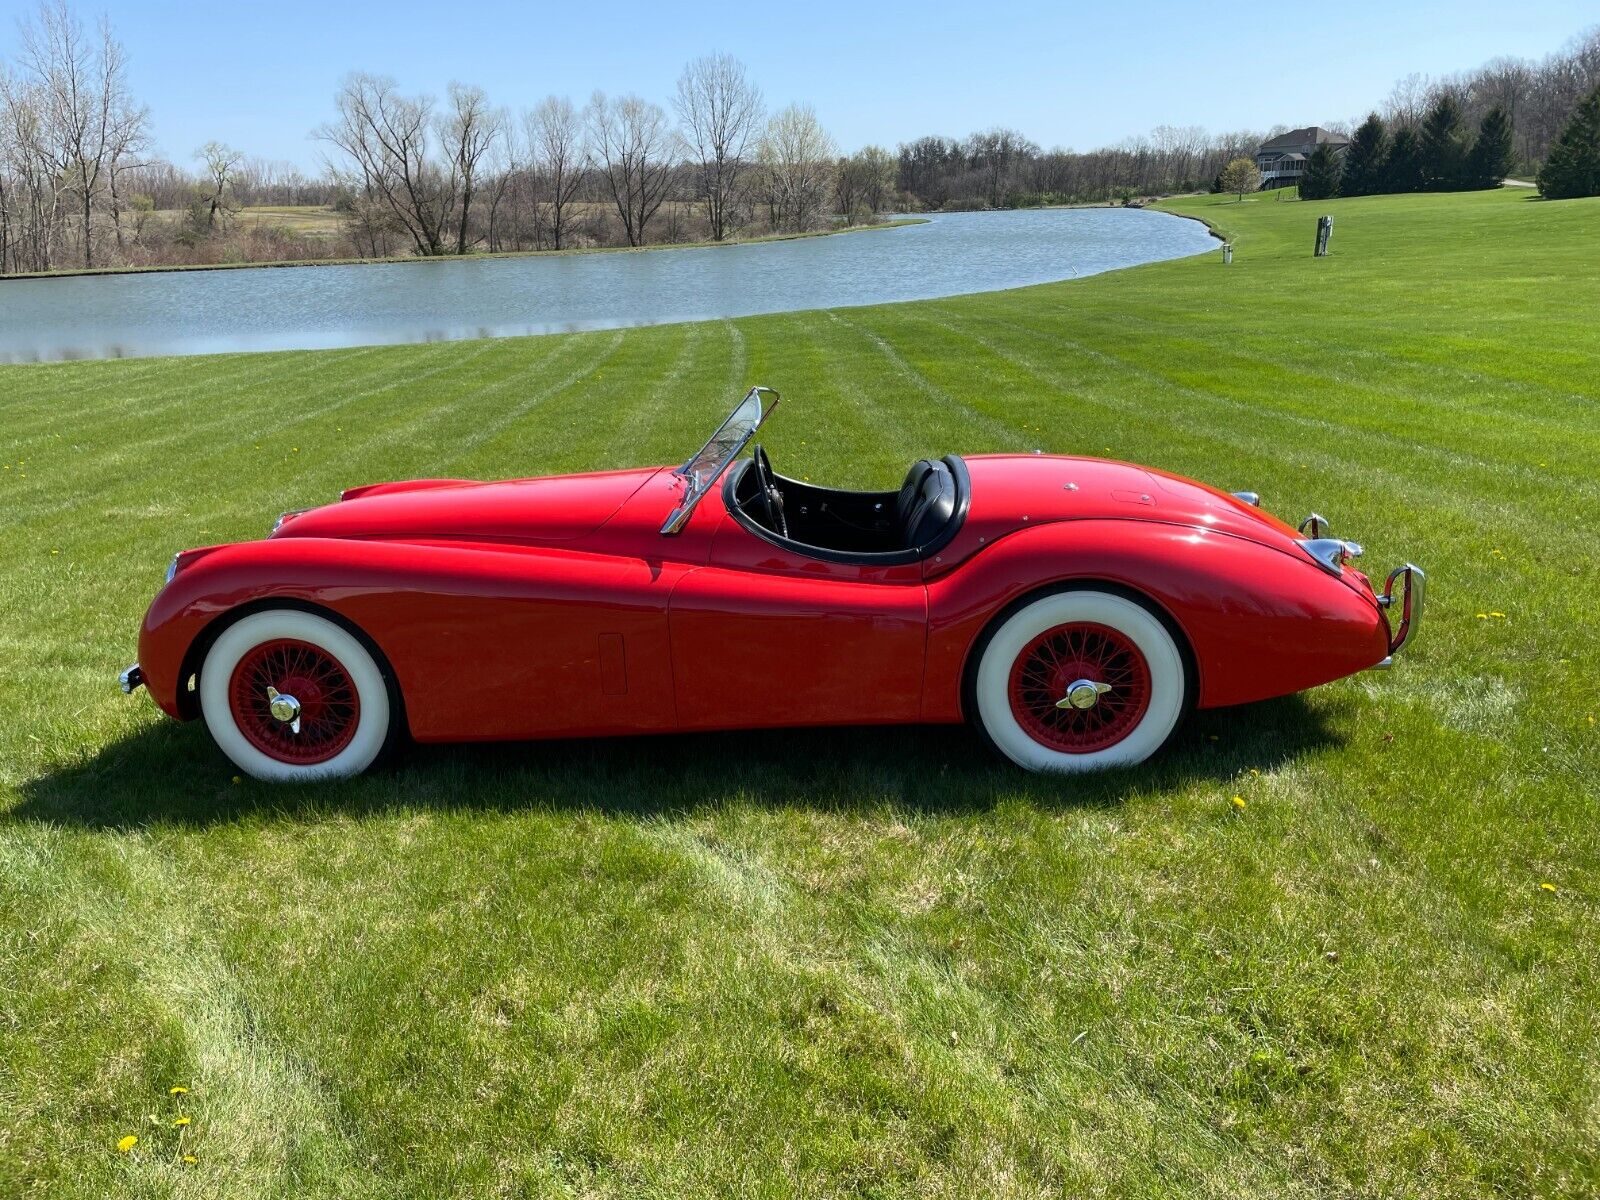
[119,663,144,694]
[1370,564,1424,668]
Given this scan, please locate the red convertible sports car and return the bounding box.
[120,387,1422,781]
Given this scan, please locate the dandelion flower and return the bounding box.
[1231,795,1246,810]
[116,1135,138,1153]
[173,1116,191,1127]
[168,1085,188,1095]
[1540,882,1558,894]
[182,1154,198,1165]
[231,776,241,785]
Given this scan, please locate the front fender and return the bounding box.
[138,535,688,740]
[922,519,1389,720]
[138,537,454,720]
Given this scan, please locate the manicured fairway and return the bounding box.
[1,187,1596,1198]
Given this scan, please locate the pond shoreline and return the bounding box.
[0,218,929,284]
[0,208,1218,363]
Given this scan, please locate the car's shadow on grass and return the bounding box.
[9,694,1344,832]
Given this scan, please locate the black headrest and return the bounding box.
[897,459,940,527]
[899,460,955,550]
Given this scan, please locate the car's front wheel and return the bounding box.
[970,588,1189,772]
[199,608,394,782]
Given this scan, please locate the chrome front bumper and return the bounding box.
[119,663,144,694]
[1370,564,1424,669]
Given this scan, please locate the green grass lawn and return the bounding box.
[1,187,1596,1198]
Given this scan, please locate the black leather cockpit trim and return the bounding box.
[722,454,970,566]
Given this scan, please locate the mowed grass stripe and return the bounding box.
[917,304,1600,554]
[1,830,383,1196]
[0,342,494,532]
[1074,308,1600,460]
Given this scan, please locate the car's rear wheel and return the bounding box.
[199,609,393,782]
[970,589,1188,772]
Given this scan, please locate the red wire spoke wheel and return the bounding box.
[971,590,1188,773]
[228,638,361,764]
[202,609,392,780]
[1007,622,1152,753]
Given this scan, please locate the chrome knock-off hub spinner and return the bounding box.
[266,686,303,734]
[1057,679,1114,711]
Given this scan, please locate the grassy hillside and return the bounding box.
[1,186,1596,1198]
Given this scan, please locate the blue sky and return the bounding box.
[2,1,1593,169]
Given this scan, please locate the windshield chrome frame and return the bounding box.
[661,386,779,534]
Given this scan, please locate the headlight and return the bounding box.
[164,546,224,584]
[1297,537,1362,576]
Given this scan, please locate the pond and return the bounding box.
[0,208,1217,363]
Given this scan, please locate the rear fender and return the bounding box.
[923,520,1389,719]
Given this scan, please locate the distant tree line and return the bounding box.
[898,28,1599,209]
[313,58,889,258]
[3,2,1597,275]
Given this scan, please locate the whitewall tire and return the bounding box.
[971,589,1188,773]
[199,608,393,782]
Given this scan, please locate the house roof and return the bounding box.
[1259,126,1350,151]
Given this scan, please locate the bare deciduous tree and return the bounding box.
[968,127,1039,207]
[674,53,763,241]
[855,144,895,215]
[833,144,894,221]
[444,82,503,254]
[1384,72,1432,129]
[104,89,149,252]
[527,95,585,250]
[586,92,675,246]
[18,0,137,267]
[196,140,243,232]
[316,73,456,256]
[757,104,836,232]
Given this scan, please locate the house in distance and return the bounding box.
[1255,127,1352,189]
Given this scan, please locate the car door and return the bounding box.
[667,520,929,731]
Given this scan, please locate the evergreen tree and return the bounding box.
[1383,128,1425,193]
[1341,112,1388,196]
[1419,95,1468,190]
[1298,142,1341,200]
[1536,84,1600,199]
[1467,107,1515,188]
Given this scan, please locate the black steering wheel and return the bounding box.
[750,444,788,539]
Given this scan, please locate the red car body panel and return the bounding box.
[137,452,1393,742]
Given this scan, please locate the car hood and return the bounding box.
[271,466,665,546]
[960,454,1304,548]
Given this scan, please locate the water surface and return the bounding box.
[0,208,1215,362]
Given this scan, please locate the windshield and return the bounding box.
[661,386,779,533]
